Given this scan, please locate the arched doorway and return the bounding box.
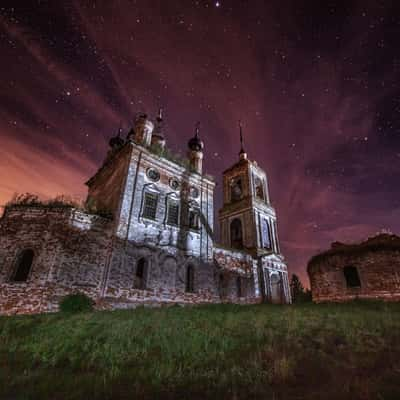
[270,273,283,304]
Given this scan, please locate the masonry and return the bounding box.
[308,234,400,303]
[0,111,291,315]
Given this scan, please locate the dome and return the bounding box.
[188,135,204,151]
[188,123,204,151]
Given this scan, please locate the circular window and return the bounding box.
[146,168,160,182]
[169,178,180,191]
[189,186,199,198]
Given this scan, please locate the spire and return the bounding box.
[153,108,165,139]
[238,120,247,160]
[195,121,200,138]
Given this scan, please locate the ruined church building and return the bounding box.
[0,112,291,314]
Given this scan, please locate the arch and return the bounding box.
[343,266,361,288]
[185,264,194,293]
[134,257,148,289]
[12,249,34,282]
[230,218,243,249]
[270,272,282,304]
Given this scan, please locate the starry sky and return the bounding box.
[1,1,400,285]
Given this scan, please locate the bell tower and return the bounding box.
[218,122,281,258]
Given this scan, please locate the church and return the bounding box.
[0,111,291,315]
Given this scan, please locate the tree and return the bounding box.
[290,274,312,303]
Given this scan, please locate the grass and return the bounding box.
[0,302,399,399]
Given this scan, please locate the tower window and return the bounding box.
[134,258,148,289]
[143,192,158,220]
[261,218,272,249]
[167,200,179,226]
[185,264,194,293]
[230,177,243,202]
[344,266,361,288]
[230,218,243,249]
[236,276,242,298]
[255,178,264,201]
[12,249,34,282]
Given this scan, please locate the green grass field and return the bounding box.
[1,302,399,399]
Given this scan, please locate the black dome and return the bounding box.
[188,135,204,151]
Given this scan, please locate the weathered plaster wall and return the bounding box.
[308,251,400,303]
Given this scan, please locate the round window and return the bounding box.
[169,178,180,191]
[189,186,199,198]
[146,168,160,182]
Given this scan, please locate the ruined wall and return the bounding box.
[308,250,400,303]
[0,205,257,315]
[0,206,113,315]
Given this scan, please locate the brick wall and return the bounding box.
[308,250,400,303]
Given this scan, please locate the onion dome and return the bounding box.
[188,122,204,152]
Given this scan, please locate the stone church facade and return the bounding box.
[0,112,291,315]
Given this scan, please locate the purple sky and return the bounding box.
[1,1,400,285]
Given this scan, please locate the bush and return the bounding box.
[59,293,94,313]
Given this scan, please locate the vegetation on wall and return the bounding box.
[308,233,400,270]
[5,193,112,219]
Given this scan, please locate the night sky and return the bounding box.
[1,1,400,284]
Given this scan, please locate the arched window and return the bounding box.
[230,218,243,249]
[185,264,194,293]
[343,266,361,288]
[134,258,148,289]
[230,177,243,202]
[236,276,242,298]
[12,249,34,282]
[255,178,264,201]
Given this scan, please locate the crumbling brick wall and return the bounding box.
[308,238,400,303]
[0,206,113,315]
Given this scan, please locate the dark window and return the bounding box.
[255,178,264,201]
[186,264,194,293]
[230,177,243,202]
[12,249,34,282]
[344,266,361,288]
[135,258,147,289]
[143,192,158,220]
[230,218,243,249]
[167,200,179,225]
[188,209,200,230]
[236,276,242,298]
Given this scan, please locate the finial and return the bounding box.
[157,108,163,121]
[195,121,200,138]
[118,121,123,136]
[239,120,244,153]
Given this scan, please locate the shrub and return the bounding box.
[59,293,94,313]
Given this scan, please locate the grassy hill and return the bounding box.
[1,302,399,400]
